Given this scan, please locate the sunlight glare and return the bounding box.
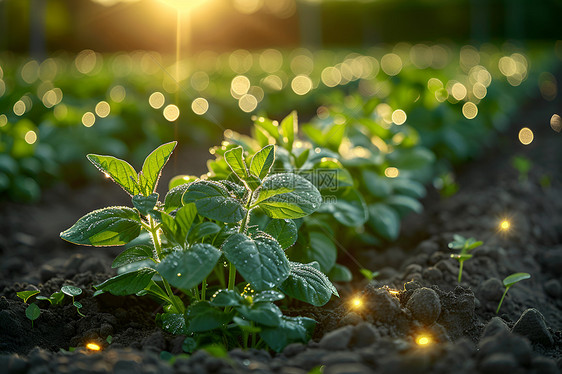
[518,127,534,145]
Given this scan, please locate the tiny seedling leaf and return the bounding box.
[249,145,275,180]
[17,290,40,303]
[210,289,244,307]
[503,272,531,288]
[139,141,177,196]
[25,303,40,322]
[87,154,140,196]
[60,207,141,246]
[157,312,187,335]
[224,146,248,182]
[61,286,82,297]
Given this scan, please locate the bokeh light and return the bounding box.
[86,342,101,351]
[550,114,561,132]
[13,100,27,116]
[191,97,209,115]
[462,102,478,119]
[109,85,126,102]
[291,75,313,95]
[384,167,399,178]
[95,101,111,118]
[82,112,96,127]
[163,104,180,121]
[149,92,165,109]
[381,53,402,76]
[416,335,432,346]
[392,109,407,125]
[238,94,258,112]
[24,130,37,145]
[518,127,534,145]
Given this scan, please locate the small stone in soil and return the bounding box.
[406,287,441,325]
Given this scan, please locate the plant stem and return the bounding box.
[201,277,207,301]
[496,286,510,314]
[162,278,184,313]
[192,287,200,301]
[228,262,237,291]
[458,260,464,283]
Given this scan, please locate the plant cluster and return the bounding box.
[16,285,85,327]
[61,141,338,352]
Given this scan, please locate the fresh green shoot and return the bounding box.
[16,290,40,303]
[448,234,483,283]
[359,268,379,281]
[511,155,532,182]
[496,272,531,314]
[36,290,65,305]
[25,303,40,328]
[61,286,85,317]
[60,140,336,352]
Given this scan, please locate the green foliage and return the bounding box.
[448,234,483,283]
[25,303,40,328]
[496,272,531,314]
[61,141,333,352]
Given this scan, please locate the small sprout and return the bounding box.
[360,268,379,281]
[62,286,85,317]
[511,155,532,182]
[415,334,432,346]
[86,342,101,351]
[25,303,40,328]
[448,235,483,283]
[17,290,40,303]
[496,272,531,314]
[106,335,113,344]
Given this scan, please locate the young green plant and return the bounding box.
[60,141,337,351]
[16,290,41,328]
[448,234,483,282]
[496,272,531,314]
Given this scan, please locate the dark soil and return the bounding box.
[1,99,561,373]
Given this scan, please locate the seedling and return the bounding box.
[60,141,337,351]
[61,285,85,317]
[25,303,40,328]
[448,234,483,282]
[496,272,531,314]
[16,290,40,303]
[36,290,65,305]
[359,268,379,281]
[511,155,532,182]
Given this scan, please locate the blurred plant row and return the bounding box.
[0,43,558,202]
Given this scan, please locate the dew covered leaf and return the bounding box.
[132,193,159,216]
[139,141,177,196]
[60,207,141,246]
[253,290,285,303]
[188,222,221,242]
[260,315,316,352]
[157,312,187,335]
[182,180,246,223]
[264,219,297,249]
[224,146,248,182]
[186,301,233,333]
[249,145,275,180]
[237,302,282,327]
[156,244,221,290]
[253,173,322,219]
[94,268,156,296]
[222,233,290,291]
[61,285,82,297]
[279,262,338,306]
[87,154,140,196]
[210,289,243,307]
[112,245,155,268]
[164,183,191,213]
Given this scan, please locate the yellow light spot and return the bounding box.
[149,92,165,109]
[231,75,251,97]
[24,130,37,145]
[262,75,283,91]
[427,78,443,91]
[518,127,534,145]
[291,75,313,95]
[392,109,407,125]
[498,56,516,77]
[95,101,110,118]
[321,66,342,87]
[550,114,561,132]
[233,0,263,15]
[451,82,467,101]
[103,172,111,178]
[0,114,7,127]
[500,220,510,231]
[13,100,26,116]
[388,289,400,296]
[192,97,209,115]
[384,167,399,178]
[163,104,180,122]
[238,94,258,113]
[462,102,478,119]
[472,82,487,99]
[82,112,95,127]
[42,90,58,108]
[190,71,210,91]
[0,79,5,97]
[86,343,101,351]
[109,85,126,103]
[350,297,363,309]
[177,273,182,277]
[381,53,402,76]
[21,60,40,84]
[259,49,283,73]
[416,335,431,346]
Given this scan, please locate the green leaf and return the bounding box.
[87,154,140,196]
[253,290,285,303]
[164,183,191,213]
[61,286,82,297]
[328,263,353,282]
[327,188,368,227]
[132,193,159,216]
[307,232,337,273]
[389,178,426,199]
[137,280,170,304]
[182,181,246,223]
[156,244,221,290]
[255,117,280,140]
[174,204,197,242]
[188,222,221,242]
[50,291,64,305]
[260,316,316,352]
[503,272,531,288]
[157,312,187,335]
[112,245,155,268]
[169,175,198,190]
[387,147,435,170]
[237,302,282,327]
[264,219,298,249]
[368,204,400,241]
[25,303,40,321]
[359,268,379,280]
[60,207,141,246]
[224,146,248,181]
[249,145,275,180]
[139,141,177,196]
[362,170,392,199]
[294,148,310,169]
[186,301,233,333]
[310,158,354,190]
[385,195,423,216]
[254,173,322,219]
[280,111,297,150]
[210,289,243,307]
[94,268,156,296]
[222,233,290,291]
[279,262,338,306]
[17,290,40,303]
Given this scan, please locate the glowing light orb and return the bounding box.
[163,104,180,122]
[384,167,399,178]
[350,297,363,309]
[416,335,431,346]
[86,343,101,351]
[24,130,37,145]
[500,220,510,231]
[518,127,534,145]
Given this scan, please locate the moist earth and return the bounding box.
[0,100,561,373]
